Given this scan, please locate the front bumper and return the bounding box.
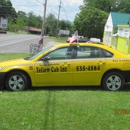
[0,72,6,87]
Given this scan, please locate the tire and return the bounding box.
[5,71,29,91]
[102,72,125,91]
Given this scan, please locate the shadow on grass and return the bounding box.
[1,83,130,92]
[29,84,130,92]
[43,91,56,130]
[29,86,103,91]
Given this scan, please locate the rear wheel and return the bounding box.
[5,71,29,91]
[102,72,125,91]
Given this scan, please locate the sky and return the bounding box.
[10,0,83,22]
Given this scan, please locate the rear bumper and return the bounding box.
[123,71,130,82]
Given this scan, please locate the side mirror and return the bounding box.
[42,56,50,61]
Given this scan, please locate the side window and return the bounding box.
[102,49,113,57]
[46,47,73,60]
[77,46,101,58]
[77,46,91,58]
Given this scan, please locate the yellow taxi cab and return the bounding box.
[0,42,130,91]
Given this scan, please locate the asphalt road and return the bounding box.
[0,34,56,53]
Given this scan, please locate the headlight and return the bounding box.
[0,67,2,71]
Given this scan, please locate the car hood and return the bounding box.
[0,58,31,67]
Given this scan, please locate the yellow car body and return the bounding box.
[0,42,130,91]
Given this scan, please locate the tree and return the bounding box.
[27,12,37,28]
[45,13,57,36]
[83,0,113,13]
[16,11,27,29]
[16,11,42,29]
[59,20,72,30]
[36,15,43,28]
[73,7,108,39]
[115,0,130,13]
[58,20,72,36]
[8,11,43,32]
[0,0,17,18]
[83,0,130,13]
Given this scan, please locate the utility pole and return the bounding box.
[36,0,47,44]
[42,0,47,44]
[56,0,62,37]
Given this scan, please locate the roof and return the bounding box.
[111,12,130,27]
[29,27,41,32]
[24,26,41,32]
[54,42,107,49]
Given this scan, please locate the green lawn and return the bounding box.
[47,36,68,43]
[1,90,130,130]
[0,53,130,130]
[0,53,32,61]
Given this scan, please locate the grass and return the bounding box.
[47,36,68,43]
[0,53,32,61]
[0,53,130,130]
[1,90,130,130]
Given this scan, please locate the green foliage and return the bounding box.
[115,0,130,13]
[78,0,130,39]
[45,13,72,37]
[83,0,113,13]
[83,0,130,13]
[8,11,43,32]
[26,12,42,28]
[16,11,28,28]
[59,20,72,30]
[7,11,72,35]
[0,0,17,18]
[73,7,108,39]
[45,13,57,36]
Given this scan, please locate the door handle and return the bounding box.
[98,61,105,65]
[63,64,70,67]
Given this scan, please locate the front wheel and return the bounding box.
[5,71,29,91]
[102,72,125,91]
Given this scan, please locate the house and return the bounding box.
[116,25,130,54]
[24,26,41,34]
[103,12,130,47]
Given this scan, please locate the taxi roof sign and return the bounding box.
[90,38,101,43]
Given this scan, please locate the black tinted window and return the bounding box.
[76,46,101,58]
[102,49,113,57]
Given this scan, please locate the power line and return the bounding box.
[1,0,71,22]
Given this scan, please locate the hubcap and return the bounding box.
[9,75,24,91]
[106,75,121,90]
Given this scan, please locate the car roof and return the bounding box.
[53,42,127,56]
[54,42,110,49]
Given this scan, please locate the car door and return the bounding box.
[34,46,74,85]
[72,46,106,85]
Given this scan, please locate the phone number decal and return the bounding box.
[76,65,100,71]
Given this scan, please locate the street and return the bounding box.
[0,34,55,53]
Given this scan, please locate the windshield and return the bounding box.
[27,46,54,60]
